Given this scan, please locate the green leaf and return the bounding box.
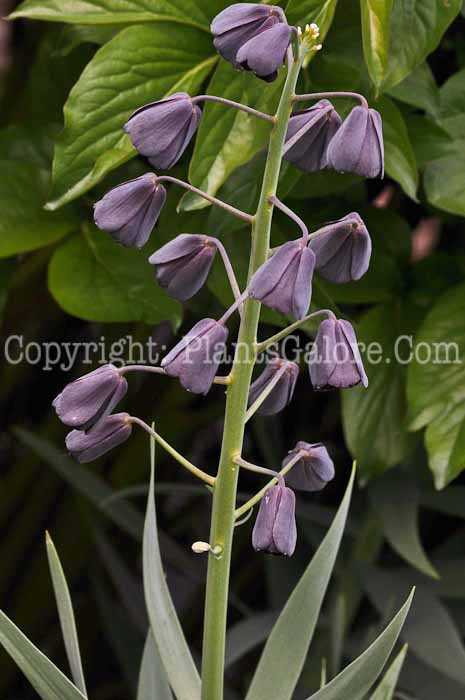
[0,609,86,700]
[360,0,393,92]
[45,533,88,696]
[376,96,418,200]
[387,62,440,114]
[47,24,215,210]
[407,116,454,168]
[384,0,462,90]
[225,612,279,669]
[0,160,78,258]
[10,0,227,29]
[407,282,465,489]
[137,632,173,700]
[285,0,339,43]
[342,304,416,483]
[245,466,355,700]
[369,470,438,578]
[424,149,465,216]
[48,225,182,324]
[14,428,144,541]
[179,62,278,212]
[437,68,465,140]
[369,645,408,700]
[304,589,414,700]
[143,434,201,700]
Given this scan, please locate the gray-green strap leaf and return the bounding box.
[246,465,356,700]
[138,631,173,700]
[305,590,414,700]
[46,532,88,696]
[369,644,408,700]
[0,609,87,700]
[143,432,201,700]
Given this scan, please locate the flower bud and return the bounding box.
[161,319,228,395]
[53,365,128,431]
[309,212,371,283]
[284,100,342,172]
[66,413,132,463]
[326,106,384,178]
[124,93,201,170]
[309,318,368,390]
[248,359,299,415]
[94,173,166,249]
[236,22,292,82]
[212,4,285,65]
[252,484,297,556]
[283,441,334,491]
[248,240,316,320]
[148,234,217,301]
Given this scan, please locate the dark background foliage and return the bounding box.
[2,0,465,698]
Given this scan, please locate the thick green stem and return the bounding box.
[200,52,304,700]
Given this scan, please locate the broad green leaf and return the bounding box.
[48,225,182,324]
[14,427,144,541]
[384,0,462,90]
[47,24,215,210]
[387,62,440,114]
[143,434,201,700]
[377,96,418,200]
[424,149,465,216]
[0,160,78,258]
[369,470,438,578]
[179,62,278,212]
[11,0,227,28]
[369,645,408,700]
[360,0,393,92]
[342,304,416,483]
[304,589,414,700]
[46,533,88,696]
[285,0,339,43]
[137,632,173,700]
[437,68,465,140]
[407,116,454,168]
[245,466,355,700]
[0,609,86,700]
[407,282,465,488]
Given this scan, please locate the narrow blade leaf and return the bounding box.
[246,465,356,700]
[137,632,173,700]
[46,533,88,696]
[369,644,408,700]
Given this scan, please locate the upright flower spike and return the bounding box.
[94,174,166,249]
[284,441,335,491]
[161,319,228,395]
[53,365,128,431]
[124,93,202,170]
[309,212,372,283]
[211,3,290,81]
[326,105,384,178]
[149,234,217,302]
[248,240,316,320]
[252,483,297,556]
[284,100,342,172]
[66,413,132,463]
[248,359,299,416]
[309,317,368,390]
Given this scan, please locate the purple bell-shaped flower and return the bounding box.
[309,212,372,283]
[309,317,368,390]
[326,106,384,178]
[248,359,299,415]
[252,482,297,556]
[66,413,132,463]
[284,441,335,491]
[284,100,342,172]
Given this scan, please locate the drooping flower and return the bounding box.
[248,240,315,320]
[94,174,166,249]
[309,212,372,283]
[309,317,368,390]
[211,3,290,81]
[161,319,228,395]
[148,234,217,301]
[248,359,299,415]
[66,413,132,463]
[252,483,297,556]
[284,100,342,172]
[53,365,128,431]
[124,93,202,170]
[326,106,384,178]
[283,441,335,491]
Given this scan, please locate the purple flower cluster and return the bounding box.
[53,2,383,557]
